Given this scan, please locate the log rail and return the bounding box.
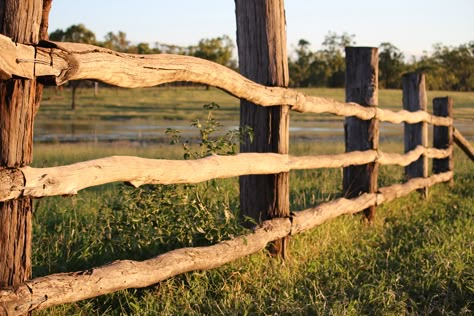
[0,146,452,202]
[0,34,452,126]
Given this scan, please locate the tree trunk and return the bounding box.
[0,0,48,290]
[235,0,290,257]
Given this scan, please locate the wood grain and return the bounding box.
[0,147,452,202]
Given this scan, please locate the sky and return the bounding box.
[48,0,473,59]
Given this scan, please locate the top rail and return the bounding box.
[0,34,452,126]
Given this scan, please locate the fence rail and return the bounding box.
[0,146,452,202]
[0,31,472,315]
[0,34,452,126]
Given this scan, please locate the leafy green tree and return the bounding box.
[432,42,474,91]
[192,35,237,69]
[412,42,474,91]
[49,23,96,44]
[378,42,406,89]
[289,39,313,87]
[321,31,356,87]
[102,31,130,52]
[288,33,355,88]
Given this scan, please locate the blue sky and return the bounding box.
[49,0,473,59]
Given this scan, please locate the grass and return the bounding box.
[29,87,474,315]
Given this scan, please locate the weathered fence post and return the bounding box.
[343,47,379,222]
[402,72,429,197]
[0,0,50,293]
[235,0,290,257]
[433,97,454,184]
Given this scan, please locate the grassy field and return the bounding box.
[30,87,474,315]
[36,86,474,143]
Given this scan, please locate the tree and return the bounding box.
[288,39,313,87]
[321,31,356,87]
[49,23,96,44]
[288,32,356,88]
[432,42,474,91]
[103,31,130,52]
[412,42,474,91]
[0,0,51,291]
[378,42,406,89]
[192,35,237,70]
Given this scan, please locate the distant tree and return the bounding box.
[432,42,474,91]
[288,32,356,88]
[49,24,97,109]
[154,42,188,54]
[102,31,130,52]
[288,39,313,87]
[192,35,237,70]
[49,23,96,44]
[378,42,406,89]
[321,31,356,87]
[135,42,153,54]
[412,42,474,91]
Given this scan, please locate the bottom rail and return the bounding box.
[0,171,453,315]
[454,127,474,161]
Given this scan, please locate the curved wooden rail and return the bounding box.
[0,34,451,126]
[0,147,451,202]
[0,171,452,315]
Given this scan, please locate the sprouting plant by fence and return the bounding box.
[1,31,473,314]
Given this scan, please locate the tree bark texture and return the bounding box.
[343,47,379,221]
[235,0,290,256]
[0,0,45,290]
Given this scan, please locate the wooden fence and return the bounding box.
[0,33,473,314]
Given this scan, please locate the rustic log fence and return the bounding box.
[0,32,473,314]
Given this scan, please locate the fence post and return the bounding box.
[402,72,429,197]
[235,0,290,258]
[343,47,379,222]
[433,97,454,184]
[0,0,50,290]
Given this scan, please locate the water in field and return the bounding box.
[34,118,474,146]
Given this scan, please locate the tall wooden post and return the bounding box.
[433,97,454,184]
[235,0,290,257]
[402,72,429,197]
[343,47,379,222]
[0,0,49,290]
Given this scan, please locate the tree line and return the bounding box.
[50,24,473,91]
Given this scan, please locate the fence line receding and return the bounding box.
[0,32,472,315]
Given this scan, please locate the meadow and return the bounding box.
[31,86,473,315]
